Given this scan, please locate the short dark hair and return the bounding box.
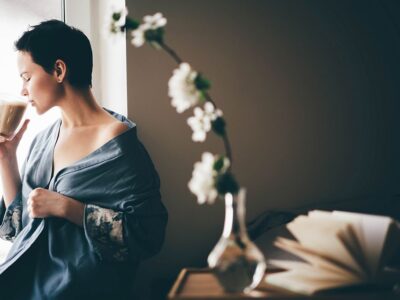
[15,19,93,88]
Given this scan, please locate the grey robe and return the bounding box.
[0,109,168,299]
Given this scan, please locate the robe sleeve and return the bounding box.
[0,192,23,241]
[0,154,29,242]
[83,195,168,263]
[83,204,128,262]
[82,138,168,263]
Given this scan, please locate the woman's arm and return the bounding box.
[0,154,22,207]
[62,197,84,226]
[26,188,84,226]
[27,188,129,261]
[0,120,30,241]
[0,119,30,207]
[28,187,167,263]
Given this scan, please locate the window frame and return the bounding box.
[64,0,128,116]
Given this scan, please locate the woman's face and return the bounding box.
[17,51,62,115]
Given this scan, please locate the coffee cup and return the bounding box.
[0,93,28,138]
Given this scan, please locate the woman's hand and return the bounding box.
[27,188,66,218]
[0,119,30,160]
[27,188,84,226]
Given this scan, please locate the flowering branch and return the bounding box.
[159,41,183,64]
[159,40,233,165]
[108,8,239,204]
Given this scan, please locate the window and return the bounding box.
[65,0,127,116]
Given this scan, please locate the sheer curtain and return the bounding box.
[0,0,62,261]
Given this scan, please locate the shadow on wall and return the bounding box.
[125,0,400,299]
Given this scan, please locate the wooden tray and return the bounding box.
[168,268,400,300]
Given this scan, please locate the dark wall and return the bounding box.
[126,1,400,298]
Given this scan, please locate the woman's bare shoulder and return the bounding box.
[103,120,129,139]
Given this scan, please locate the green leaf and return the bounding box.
[125,18,140,30]
[216,172,239,195]
[213,156,225,172]
[198,91,206,103]
[112,12,122,21]
[149,41,162,50]
[194,74,211,91]
[144,28,165,45]
[212,117,226,136]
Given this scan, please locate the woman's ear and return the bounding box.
[54,59,67,83]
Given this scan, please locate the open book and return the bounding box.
[262,210,400,295]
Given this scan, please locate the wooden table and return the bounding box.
[168,268,400,300]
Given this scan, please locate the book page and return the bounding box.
[309,210,370,277]
[378,221,400,274]
[274,237,361,279]
[268,258,360,281]
[286,215,365,276]
[332,210,393,275]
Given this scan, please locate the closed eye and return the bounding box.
[20,73,30,82]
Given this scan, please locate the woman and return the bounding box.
[0,20,167,299]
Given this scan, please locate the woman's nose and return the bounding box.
[20,87,28,97]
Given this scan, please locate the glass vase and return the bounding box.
[207,188,266,293]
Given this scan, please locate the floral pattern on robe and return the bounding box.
[0,199,22,241]
[84,204,128,261]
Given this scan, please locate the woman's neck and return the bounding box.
[58,88,109,129]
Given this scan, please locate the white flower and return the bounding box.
[188,152,218,204]
[109,6,128,34]
[131,12,167,47]
[103,5,128,42]
[188,152,230,204]
[187,102,223,142]
[168,63,201,113]
[143,12,167,29]
[131,26,147,47]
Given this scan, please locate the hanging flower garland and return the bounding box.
[108,8,239,204]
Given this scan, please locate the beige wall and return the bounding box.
[126,0,400,298]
